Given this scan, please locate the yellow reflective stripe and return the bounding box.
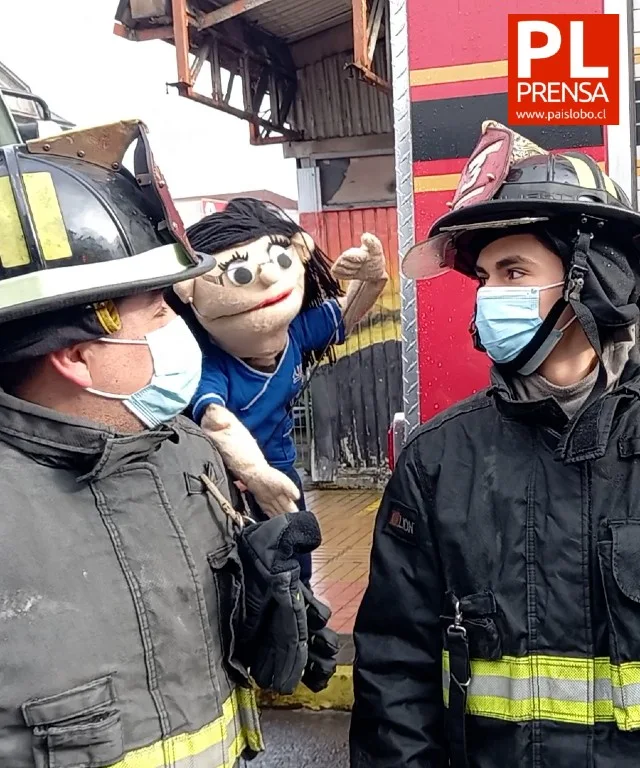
[0,176,30,267]
[564,155,597,191]
[442,652,640,730]
[564,153,620,200]
[0,171,72,268]
[465,696,597,724]
[602,173,618,199]
[443,652,640,681]
[21,172,72,261]
[235,686,264,753]
[105,687,263,768]
[444,653,603,680]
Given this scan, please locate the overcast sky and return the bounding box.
[0,0,298,200]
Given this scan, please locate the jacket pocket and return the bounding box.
[21,675,123,768]
[597,520,640,731]
[440,590,503,660]
[208,542,250,684]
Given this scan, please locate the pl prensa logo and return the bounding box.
[507,14,619,125]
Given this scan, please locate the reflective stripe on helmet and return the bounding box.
[21,171,72,261]
[0,171,72,268]
[0,175,29,267]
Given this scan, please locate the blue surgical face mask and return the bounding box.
[474,282,576,374]
[86,316,202,428]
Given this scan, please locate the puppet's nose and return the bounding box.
[258,263,280,286]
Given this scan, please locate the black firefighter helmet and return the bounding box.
[0,119,215,362]
[401,120,640,377]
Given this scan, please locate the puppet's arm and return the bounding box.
[331,233,388,335]
[201,403,301,516]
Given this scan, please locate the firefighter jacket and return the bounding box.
[350,360,640,768]
[0,392,263,767]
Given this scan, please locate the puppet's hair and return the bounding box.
[187,197,344,371]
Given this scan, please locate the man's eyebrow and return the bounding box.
[494,254,534,269]
[475,253,534,275]
[141,291,166,314]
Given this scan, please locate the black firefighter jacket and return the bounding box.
[350,360,640,768]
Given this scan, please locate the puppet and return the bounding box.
[173,198,388,582]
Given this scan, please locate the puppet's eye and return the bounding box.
[227,265,253,286]
[268,243,292,269]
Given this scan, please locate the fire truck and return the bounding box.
[8,0,633,480]
[386,0,637,465]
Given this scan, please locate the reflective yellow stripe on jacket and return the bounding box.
[442,651,640,730]
[110,687,263,768]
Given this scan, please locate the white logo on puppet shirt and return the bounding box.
[293,364,304,385]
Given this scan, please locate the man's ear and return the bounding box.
[173,278,196,304]
[291,231,315,263]
[48,344,94,389]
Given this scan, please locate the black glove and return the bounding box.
[300,583,340,692]
[236,510,321,694]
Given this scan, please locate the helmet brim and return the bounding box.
[0,243,216,324]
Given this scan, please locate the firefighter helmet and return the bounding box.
[402,120,640,280]
[0,119,214,324]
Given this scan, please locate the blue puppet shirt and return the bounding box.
[190,299,345,471]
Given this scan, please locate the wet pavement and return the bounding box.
[251,710,350,767]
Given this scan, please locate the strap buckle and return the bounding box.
[563,262,588,302]
[446,598,466,636]
[446,600,471,688]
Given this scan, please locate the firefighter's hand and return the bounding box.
[331,233,387,282]
[245,466,300,516]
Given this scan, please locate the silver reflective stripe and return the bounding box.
[444,668,640,707]
[443,669,590,703]
[611,682,640,708]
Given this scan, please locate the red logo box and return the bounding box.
[507,14,619,126]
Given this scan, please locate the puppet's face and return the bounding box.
[175,232,311,358]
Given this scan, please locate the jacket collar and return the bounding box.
[490,361,640,463]
[0,391,178,479]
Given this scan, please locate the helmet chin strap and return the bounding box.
[516,314,578,376]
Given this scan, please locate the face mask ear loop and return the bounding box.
[98,338,149,346]
[559,314,578,333]
[84,387,130,400]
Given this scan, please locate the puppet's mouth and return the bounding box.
[192,288,296,321]
[250,289,293,311]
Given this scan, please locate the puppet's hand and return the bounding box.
[246,466,301,517]
[331,233,387,283]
